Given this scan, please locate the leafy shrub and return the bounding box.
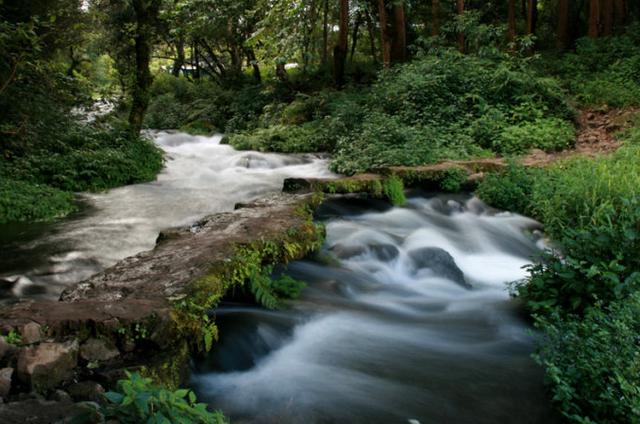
[535,295,640,424]
[513,146,640,315]
[101,372,227,424]
[0,179,76,223]
[475,161,539,215]
[545,25,640,107]
[493,118,575,154]
[226,122,335,153]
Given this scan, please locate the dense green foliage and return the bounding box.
[477,128,640,422]
[535,296,640,424]
[543,23,640,108]
[101,372,227,424]
[194,49,576,174]
[0,125,163,223]
[0,180,76,224]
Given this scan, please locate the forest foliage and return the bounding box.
[1,0,640,422]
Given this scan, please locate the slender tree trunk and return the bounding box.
[350,11,362,63]
[378,0,391,67]
[391,1,406,62]
[193,42,201,79]
[557,0,571,49]
[588,0,600,38]
[128,0,159,137]
[334,0,349,86]
[507,0,517,43]
[322,0,329,66]
[602,0,614,36]
[526,0,537,35]
[247,49,261,83]
[172,36,185,76]
[614,0,626,30]
[303,0,318,71]
[365,8,378,63]
[431,0,440,36]
[276,62,288,83]
[457,0,465,53]
[521,0,527,20]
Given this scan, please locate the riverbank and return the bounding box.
[0,193,324,422]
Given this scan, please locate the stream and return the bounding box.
[0,132,557,422]
[190,195,559,423]
[0,132,333,303]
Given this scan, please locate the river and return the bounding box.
[0,132,557,423]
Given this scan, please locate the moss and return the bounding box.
[140,340,191,390]
[168,196,326,354]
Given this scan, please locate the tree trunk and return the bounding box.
[378,0,391,67]
[557,0,571,49]
[276,62,288,83]
[614,0,626,30]
[588,0,600,38]
[602,0,614,36]
[322,0,329,66]
[350,11,362,63]
[365,8,378,63]
[526,0,537,35]
[431,0,440,36]
[193,42,201,79]
[128,0,159,137]
[507,0,517,43]
[391,1,406,62]
[172,36,185,76]
[457,0,465,53]
[247,49,261,83]
[334,0,349,86]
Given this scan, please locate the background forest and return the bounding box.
[1,0,640,423]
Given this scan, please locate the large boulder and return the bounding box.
[20,322,42,345]
[80,338,119,363]
[0,368,13,399]
[408,247,470,289]
[17,340,79,392]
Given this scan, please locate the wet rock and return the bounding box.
[0,368,13,399]
[50,389,72,403]
[80,338,119,363]
[17,340,79,392]
[20,322,42,345]
[0,336,17,361]
[331,244,366,260]
[369,244,400,262]
[67,381,105,403]
[409,247,470,289]
[0,398,92,424]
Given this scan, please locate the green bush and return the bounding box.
[226,121,335,153]
[100,372,227,424]
[493,118,575,154]
[475,161,539,215]
[0,125,163,223]
[535,295,640,424]
[0,179,76,223]
[544,25,640,107]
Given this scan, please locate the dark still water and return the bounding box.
[191,195,559,424]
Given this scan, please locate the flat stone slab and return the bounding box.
[0,194,317,332]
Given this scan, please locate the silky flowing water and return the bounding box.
[191,195,559,423]
[0,132,557,422]
[0,132,333,302]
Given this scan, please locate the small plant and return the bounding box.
[5,330,21,346]
[382,176,406,206]
[100,372,227,424]
[439,168,468,192]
